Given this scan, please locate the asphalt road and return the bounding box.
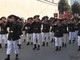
[0,40,80,60]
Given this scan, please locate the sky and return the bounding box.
[71,0,80,5]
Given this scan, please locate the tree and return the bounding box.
[58,0,71,14]
[72,1,80,15]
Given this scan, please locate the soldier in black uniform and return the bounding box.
[32,15,41,50]
[16,17,23,49]
[53,19,63,51]
[0,17,8,48]
[51,18,57,43]
[68,19,75,44]
[62,19,68,47]
[77,20,80,51]
[42,16,50,46]
[5,15,20,60]
[74,18,79,41]
[25,17,33,45]
[49,17,55,43]
[22,19,26,42]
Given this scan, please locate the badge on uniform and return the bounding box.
[11,31,13,33]
[25,27,27,29]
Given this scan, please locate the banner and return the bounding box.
[59,11,72,19]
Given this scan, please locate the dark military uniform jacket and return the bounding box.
[5,22,20,41]
[77,23,80,36]
[32,21,41,33]
[42,22,50,33]
[24,23,33,34]
[68,23,75,32]
[75,24,78,31]
[51,24,57,33]
[62,24,68,34]
[16,22,22,36]
[54,25,63,37]
[0,23,8,34]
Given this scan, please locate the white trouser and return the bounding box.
[7,40,19,54]
[42,32,49,42]
[49,32,54,41]
[69,32,75,41]
[78,36,80,46]
[55,37,62,47]
[33,33,41,45]
[75,31,78,40]
[62,34,68,44]
[18,35,23,44]
[22,31,26,40]
[0,34,8,44]
[26,33,33,42]
[40,33,42,42]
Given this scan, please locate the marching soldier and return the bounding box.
[32,15,41,50]
[5,15,20,60]
[62,19,68,47]
[42,16,50,46]
[49,17,55,43]
[77,20,80,51]
[53,19,63,51]
[68,19,75,44]
[51,18,57,43]
[0,17,8,48]
[25,17,33,45]
[16,18,23,49]
[22,19,26,42]
[74,18,79,41]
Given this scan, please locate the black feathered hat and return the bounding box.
[8,14,18,21]
[42,16,49,20]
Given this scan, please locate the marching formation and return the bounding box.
[0,14,80,60]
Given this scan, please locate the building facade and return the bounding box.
[0,0,70,19]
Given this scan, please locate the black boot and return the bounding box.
[55,46,58,51]
[53,39,55,43]
[64,43,67,47]
[73,39,75,43]
[46,42,48,46]
[78,46,80,51]
[0,44,2,48]
[5,54,10,60]
[62,43,64,47]
[33,44,37,50]
[42,42,45,46]
[15,54,18,60]
[51,39,53,43]
[31,42,33,45]
[5,44,7,48]
[59,47,61,51]
[69,40,71,44]
[37,45,40,50]
[24,39,25,42]
[18,44,21,49]
[27,42,30,45]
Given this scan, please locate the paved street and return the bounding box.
[0,41,80,60]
